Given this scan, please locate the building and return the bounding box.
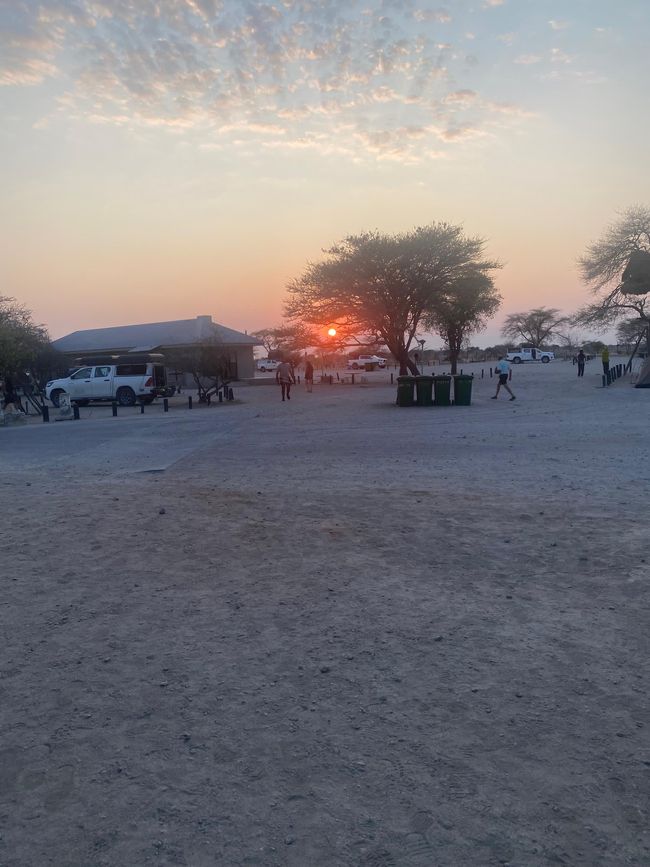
[52,315,261,382]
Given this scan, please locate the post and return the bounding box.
[163,398,169,412]
[218,391,223,403]
[490,368,493,378]
[229,388,234,401]
[42,404,50,423]
[481,369,484,378]
[390,373,393,384]
[140,402,145,414]
[188,396,193,409]
[352,373,355,385]
[112,402,118,417]
[73,405,80,420]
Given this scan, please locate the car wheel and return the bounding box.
[541,356,550,363]
[260,367,267,372]
[50,390,64,408]
[352,363,359,369]
[512,357,522,364]
[116,386,136,407]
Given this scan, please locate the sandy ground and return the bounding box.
[1,359,648,866]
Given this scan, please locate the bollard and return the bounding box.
[207,395,211,406]
[218,391,223,403]
[229,388,234,401]
[112,402,118,417]
[188,396,193,409]
[352,374,355,385]
[73,405,80,420]
[140,402,145,414]
[42,404,50,423]
[163,398,169,412]
[482,369,484,378]
[390,372,393,385]
[490,367,493,378]
[606,371,611,385]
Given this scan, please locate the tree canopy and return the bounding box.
[502,307,568,348]
[0,296,53,383]
[575,205,650,349]
[285,223,501,374]
[423,271,501,374]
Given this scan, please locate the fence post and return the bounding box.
[42,404,50,423]
[140,402,145,414]
[188,396,193,409]
[112,402,118,416]
[163,398,169,412]
[73,405,80,420]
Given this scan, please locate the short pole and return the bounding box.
[73,405,80,420]
[390,372,393,384]
[229,388,234,401]
[218,391,223,403]
[112,402,118,416]
[163,398,169,412]
[188,396,192,409]
[481,369,484,378]
[42,405,50,423]
[140,402,145,414]
[352,374,355,385]
[490,368,493,378]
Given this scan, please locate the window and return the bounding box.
[70,367,92,380]
[94,366,111,378]
[115,364,147,376]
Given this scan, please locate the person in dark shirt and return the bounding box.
[304,359,314,393]
[577,350,586,377]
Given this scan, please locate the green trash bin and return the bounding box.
[415,375,434,407]
[396,375,416,407]
[453,374,473,406]
[433,375,452,406]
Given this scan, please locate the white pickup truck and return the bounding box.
[506,347,554,364]
[346,355,387,370]
[46,355,168,407]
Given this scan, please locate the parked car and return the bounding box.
[346,355,387,370]
[256,359,280,372]
[45,354,167,407]
[505,347,554,364]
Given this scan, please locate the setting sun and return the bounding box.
[327,328,337,337]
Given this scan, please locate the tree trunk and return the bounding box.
[449,351,459,375]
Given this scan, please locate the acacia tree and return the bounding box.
[424,272,501,374]
[0,296,51,381]
[575,205,650,351]
[502,307,568,348]
[285,224,500,375]
[252,323,319,363]
[166,337,234,401]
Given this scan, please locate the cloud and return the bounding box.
[549,19,569,31]
[514,54,542,65]
[0,0,539,162]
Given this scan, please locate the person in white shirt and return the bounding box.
[275,359,296,401]
[492,357,516,401]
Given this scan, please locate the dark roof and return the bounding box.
[53,316,261,353]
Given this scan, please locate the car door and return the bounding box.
[92,366,113,399]
[67,367,94,399]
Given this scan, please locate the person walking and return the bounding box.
[491,357,516,401]
[577,349,586,377]
[276,359,296,401]
[304,358,314,393]
[601,346,610,377]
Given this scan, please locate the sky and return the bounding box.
[1,0,649,347]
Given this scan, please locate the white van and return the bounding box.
[46,355,168,407]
